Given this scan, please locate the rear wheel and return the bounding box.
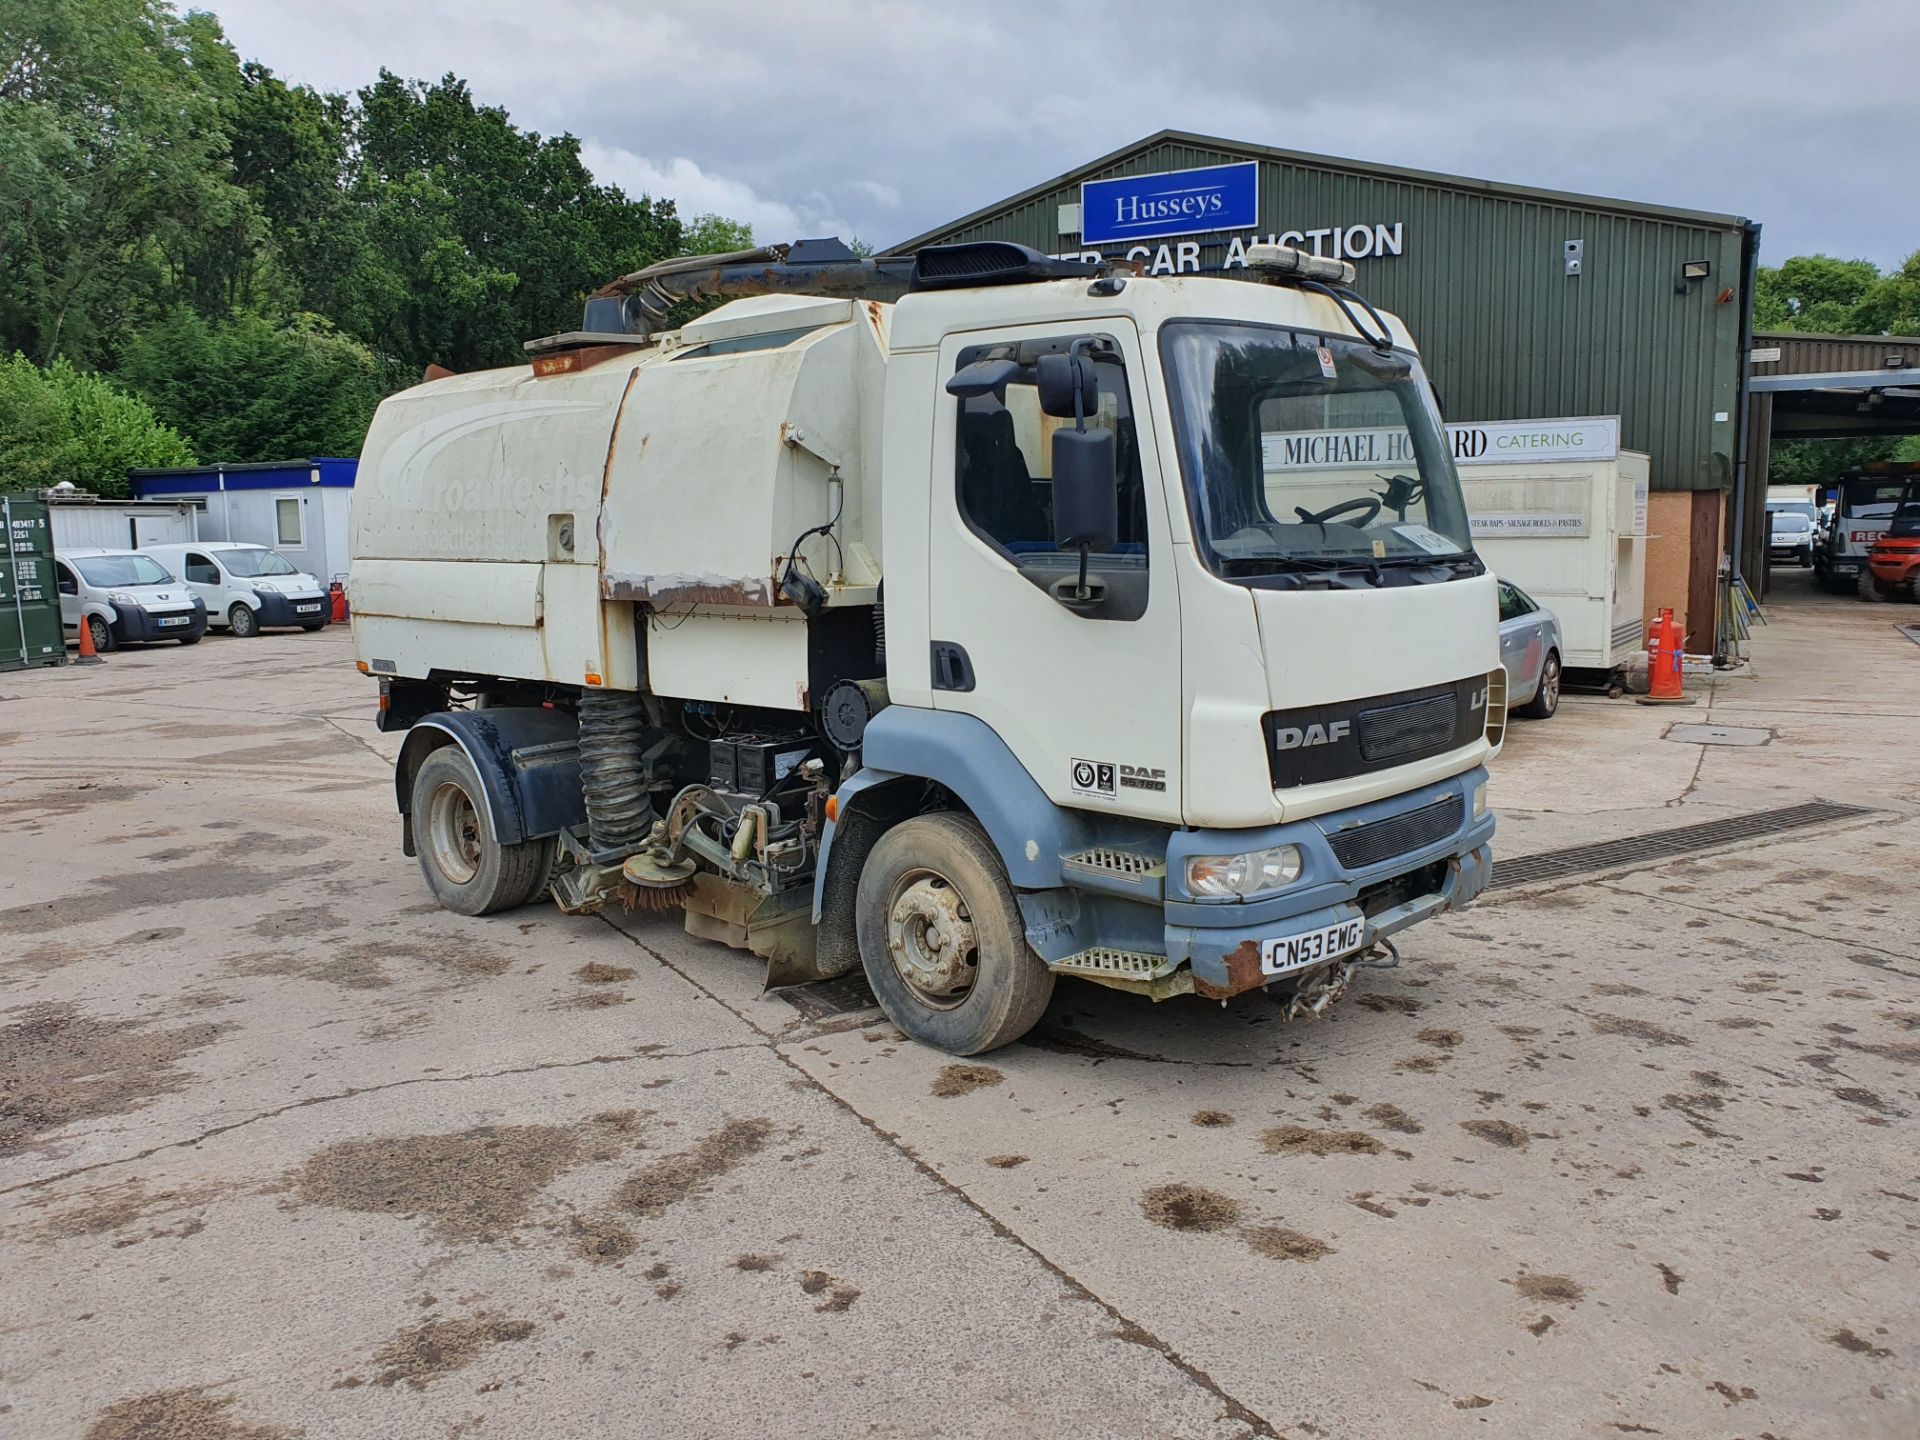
[411,746,554,915]
[856,812,1053,1055]
[1517,650,1560,719]
[228,603,259,637]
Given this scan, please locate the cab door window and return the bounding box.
[54,562,77,596]
[184,552,220,584]
[952,337,1150,621]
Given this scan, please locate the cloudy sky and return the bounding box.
[208,0,1917,269]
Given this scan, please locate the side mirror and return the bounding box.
[1051,427,1118,551]
[1037,352,1097,419]
[946,357,1021,398]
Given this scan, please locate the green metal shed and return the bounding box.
[893,129,1756,499]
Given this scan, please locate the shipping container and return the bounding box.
[2,495,67,672]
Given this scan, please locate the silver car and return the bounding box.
[1497,578,1562,719]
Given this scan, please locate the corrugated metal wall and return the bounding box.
[905,137,1749,494]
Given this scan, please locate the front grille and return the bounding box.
[1358,694,1456,761]
[1324,794,1463,870]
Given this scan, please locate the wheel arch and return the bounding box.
[395,707,586,857]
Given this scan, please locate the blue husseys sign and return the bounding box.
[1080,162,1259,245]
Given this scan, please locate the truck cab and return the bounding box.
[351,241,1501,1053]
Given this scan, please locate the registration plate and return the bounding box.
[1261,917,1366,976]
[157,616,189,628]
[296,603,322,614]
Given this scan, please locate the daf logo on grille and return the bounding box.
[1273,720,1351,750]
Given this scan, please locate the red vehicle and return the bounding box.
[1866,477,1920,601]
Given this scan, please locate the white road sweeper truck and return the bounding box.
[350,238,1505,1053]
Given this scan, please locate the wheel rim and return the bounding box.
[233,607,253,635]
[425,779,484,886]
[884,867,979,1009]
[88,617,109,650]
[1542,658,1560,708]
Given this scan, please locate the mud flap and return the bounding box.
[679,873,823,989]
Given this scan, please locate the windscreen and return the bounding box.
[1841,480,1908,518]
[220,548,300,577]
[75,554,171,587]
[1159,321,1476,582]
[1769,512,1810,533]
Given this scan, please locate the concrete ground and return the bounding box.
[2,566,1915,1439]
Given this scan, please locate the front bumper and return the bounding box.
[1025,768,1496,1002]
[1167,770,1494,999]
[254,591,330,628]
[110,602,207,643]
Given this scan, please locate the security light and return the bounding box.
[1681,260,1712,280]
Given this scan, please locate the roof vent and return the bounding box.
[911,242,1103,291]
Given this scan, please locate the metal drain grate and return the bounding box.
[779,972,879,1020]
[1490,801,1875,891]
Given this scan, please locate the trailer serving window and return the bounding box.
[1159,321,1479,586]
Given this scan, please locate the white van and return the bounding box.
[142,542,330,637]
[53,547,208,651]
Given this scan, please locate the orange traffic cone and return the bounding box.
[75,613,104,665]
[1635,608,1689,705]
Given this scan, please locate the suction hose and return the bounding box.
[577,690,654,854]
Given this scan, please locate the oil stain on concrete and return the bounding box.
[289,1111,646,1243]
[0,1002,233,1154]
[369,1313,537,1388]
[615,1117,774,1217]
[83,1386,290,1440]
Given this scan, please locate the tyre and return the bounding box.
[410,746,554,915]
[228,603,259,637]
[86,614,115,653]
[856,812,1053,1055]
[177,634,201,646]
[1517,649,1560,719]
[300,622,325,632]
[1799,551,1812,568]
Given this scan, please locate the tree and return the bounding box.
[0,0,255,364]
[1752,254,1882,334]
[1858,250,1920,339]
[117,309,386,461]
[680,213,755,255]
[341,72,683,372]
[0,353,194,495]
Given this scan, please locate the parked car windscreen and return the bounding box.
[1770,512,1811,533]
[74,554,172,587]
[219,548,300,578]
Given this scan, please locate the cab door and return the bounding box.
[181,549,227,615]
[925,322,1184,823]
[53,559,79,632]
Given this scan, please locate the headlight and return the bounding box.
[253,581,281,595]
[1471,780,1488,819]
[1186,844,1303,899]
[107,590,136,604]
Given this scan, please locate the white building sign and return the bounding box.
[1263,415,1621,472]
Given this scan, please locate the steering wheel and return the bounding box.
[1295,497,1381,528]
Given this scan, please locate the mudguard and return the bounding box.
[395,707,584,849]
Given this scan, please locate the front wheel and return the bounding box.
[177,634,201,646]
[86,615,115,653]
[227,603,259,637]
[856,812,1053,1055]
[300,622,325,632]
[411,746,554,915]
[1517,650,1561,719]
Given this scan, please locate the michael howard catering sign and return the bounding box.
[1080,162,1259,245]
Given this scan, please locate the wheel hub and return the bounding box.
[886,872,978,1004]
[426,780,483,885]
